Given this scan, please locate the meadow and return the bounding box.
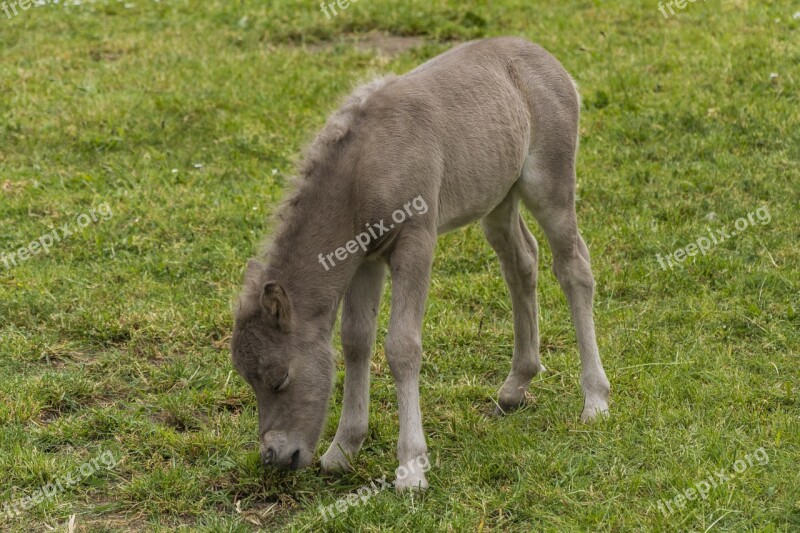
[0,0,798,531]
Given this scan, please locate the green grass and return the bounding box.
[1,0,798,531]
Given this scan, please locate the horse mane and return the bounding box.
[234,74,397,321]
[300,73,397,177]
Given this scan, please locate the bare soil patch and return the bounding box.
[305,32,427,56]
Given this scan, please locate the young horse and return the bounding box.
[231,36,611,491]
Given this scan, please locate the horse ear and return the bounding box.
[261,282,293,332]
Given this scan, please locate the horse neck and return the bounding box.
[264,188,360,334]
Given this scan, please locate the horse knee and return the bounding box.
[385,334,422,377]
[553,254,594,293]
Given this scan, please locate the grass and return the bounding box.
[1,0,798,530]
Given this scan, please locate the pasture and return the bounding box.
[0,0,798,530]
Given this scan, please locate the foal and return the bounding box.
[231,36,611,491]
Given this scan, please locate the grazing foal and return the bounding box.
[231,36,610,491]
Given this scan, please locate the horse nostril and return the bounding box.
[290,449,301,470]
[263,447,276,465]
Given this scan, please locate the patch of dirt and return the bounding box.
[216,397,244,415]
[153,411,204,433]
[306,32,427,56]
[2,179,27,194]
[234,495,299,529]
[89,48,125,62]
[38,409,62,423]
[45,511,151,532]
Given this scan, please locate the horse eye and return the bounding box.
[273,372,289,392]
